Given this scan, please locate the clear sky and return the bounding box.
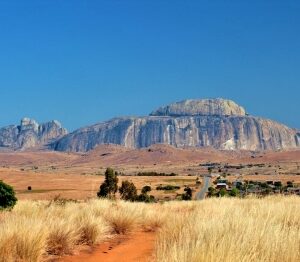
[0,0,299,131]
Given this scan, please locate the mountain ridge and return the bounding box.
[1,99,299,152]
[51,99,300,152]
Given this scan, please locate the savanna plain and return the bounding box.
[0,145,300,261]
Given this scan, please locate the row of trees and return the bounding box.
[97,168,155,202]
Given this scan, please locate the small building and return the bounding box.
[216,183,228,190]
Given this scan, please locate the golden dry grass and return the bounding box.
[155,196,300,262]
[0,199,164,261]
[0,196,299,261]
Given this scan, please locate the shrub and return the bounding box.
[207,187,217,197]
[156,185,180,191]
[218,188,228,197]
[182,187,193,200]
[136,172,177,176]
[0,181,17,210]
[229,188,240,197]
[136,193,155,203]
[97,168,119,199]
[119,181,137,201]
[141,185,152,194]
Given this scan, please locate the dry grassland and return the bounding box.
[0,196,299,262]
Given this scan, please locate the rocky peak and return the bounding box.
[150,98,246,117]
[20,117,39,132]
[0,118,68,150]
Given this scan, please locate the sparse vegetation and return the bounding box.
[136,172,177,176]
[156,185,180,191]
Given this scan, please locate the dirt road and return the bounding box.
[61,231,156,262]
[196,176,211,200]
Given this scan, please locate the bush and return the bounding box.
[136,193,155,203]
[218,188,228,197]
[141,186,152,194]
[119,181,137,201]
[274,181,282,188]
[207,187,217,197]
[156,185,180,191]
[229,188,240,197]
[136,172,177,176]
[0,180,17,210]
[182,187,193,200]
[97,168,119,199]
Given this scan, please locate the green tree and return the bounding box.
[97,168,119,199]
[182,187,193,200]
[141,185,151,194]
[0,180,17,210]
[119,180,137,201]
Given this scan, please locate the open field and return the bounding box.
[0,196,299,262]
[0,168,199,201]
[1,145,300,200]
[1,145,300,261]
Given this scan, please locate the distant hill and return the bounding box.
[1,99,299,152]
[51,98,300,152]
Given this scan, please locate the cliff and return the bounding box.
[0,118,68,150]
[51,99,300,152]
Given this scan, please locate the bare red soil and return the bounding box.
[61,231,156,262]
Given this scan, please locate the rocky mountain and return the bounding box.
[0,118,68,150]
[150,98,246,116]
[51,99,300,152]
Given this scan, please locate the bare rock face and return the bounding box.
[150,98,246,116]
[0,118,68,150]
[52,99,300,152]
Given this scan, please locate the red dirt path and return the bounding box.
[61,231,156,262]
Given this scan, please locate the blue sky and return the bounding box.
[0,0,299,131]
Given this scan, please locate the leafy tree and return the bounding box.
[97,168,119,199]
[0,180,17,210]
[182,187,193,200]
[119,180,137,201]
[141,185,152,194]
